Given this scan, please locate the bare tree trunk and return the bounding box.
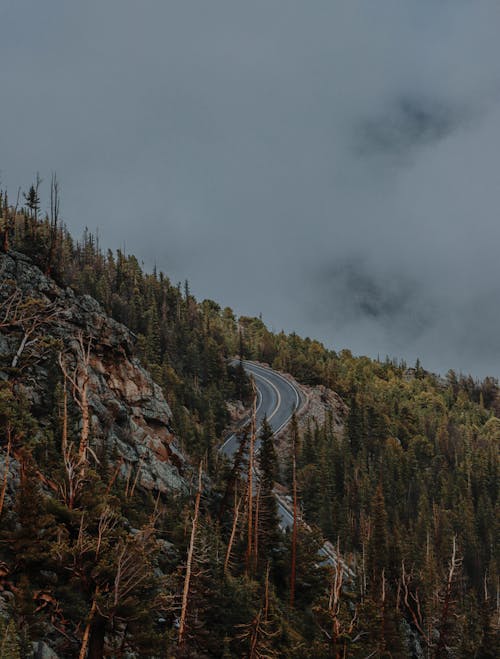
[246,378,257,573]
[58,368,82,509]
[79,591,98,659]
[290,449,297,608]
[436,535,460,656]
[253,481,261,572]
[87,613,107,659]
[58,334,92,476]
[79,372,90,465]
[61,384,68,457]
[329,539,344,658]
[264,562,270,621]
[399,561,429,643]
[128,457,144,498]
[178,462,203,646]
[249,610,261,659]
[46,173,60,276]
[224,494,241,574]
[105,457,124,496]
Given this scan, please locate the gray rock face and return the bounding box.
[0,251,188,495]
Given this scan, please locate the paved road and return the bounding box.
[220,361,303,461]
[220,360,354,579]
[220,361,304,530]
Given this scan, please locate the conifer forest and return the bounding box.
[0,182,498,658]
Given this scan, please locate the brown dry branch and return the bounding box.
[57,380,84,509]
[105,457,124,496]
[95,507,118,559]
[178,461,203,646]
[236,592,279,659]
[58,332,92,465]
[128,457,144,499]
[253,481,261,573]
[0,287,59,370]
[79,591,98,659]
[328,539,344,652]
[57,333,96,509]
[12,449,59,494]
[399,561,429,643]
[224,492,242,574]
[290,446,298,608]
[246,377,257,573]
[46,173,60,276]
[435,534,462,655]
[111,534,154,611]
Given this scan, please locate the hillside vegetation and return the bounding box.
[0,184,498,657]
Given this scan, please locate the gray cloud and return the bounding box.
[2,1,500,376]
[355,95,457,157]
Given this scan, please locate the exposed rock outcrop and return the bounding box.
[0,251,188,494]
[274,377,348,460]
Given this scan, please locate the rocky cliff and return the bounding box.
[0,250,188,497]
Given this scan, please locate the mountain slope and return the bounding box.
[1,250,187,494]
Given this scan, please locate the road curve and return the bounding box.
[220,361,304,460]
[220,361,354,579]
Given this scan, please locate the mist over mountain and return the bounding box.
[1,4,500,656]
[2,1,500,376]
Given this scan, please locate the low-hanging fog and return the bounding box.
[2,1,500,377]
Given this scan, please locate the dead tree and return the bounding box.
[58,333,92,467]
[436,535,461,656]
[246,377,257,573]
[237,609,277,659]
[178,461,203,646]
[0,287,59,371]
[0,425,12,519]
[328,539,344,654]
[290,436,298,608]
[79,592,98,659]
[46,172,60,276]
[224,492,242,574]
[69,510,157,659]
[128,457,144,498]
[58,382,82,509]
[398,561,429,645]
[398,537,461,657]
[236,564,279,658]
[57,334,94,508]
[253,481,261,573]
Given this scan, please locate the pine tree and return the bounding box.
[257,417,281,572]
[367,483,388,598]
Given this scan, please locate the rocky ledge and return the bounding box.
[0,251,188,495]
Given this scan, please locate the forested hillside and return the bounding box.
[0,184,498,657]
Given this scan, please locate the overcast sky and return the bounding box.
[2,1,500,377]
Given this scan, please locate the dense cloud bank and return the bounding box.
[2,1,500,376]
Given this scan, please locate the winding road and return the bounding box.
[221,361,303,459]
[220,360,304,530]
[220,360,354,578]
